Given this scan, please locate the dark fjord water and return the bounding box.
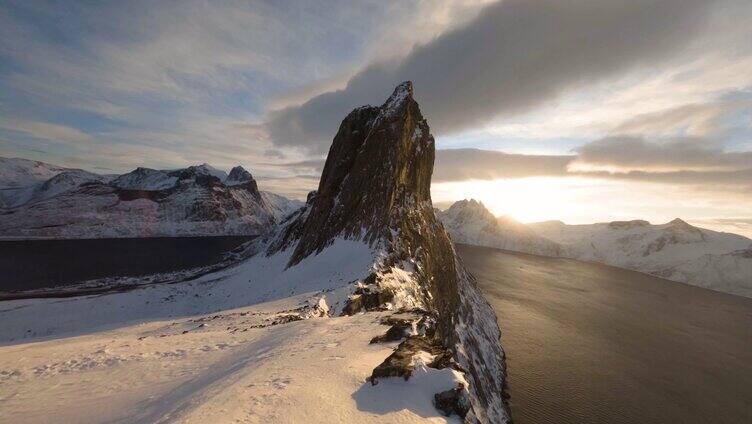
[0,236,254,291]
[456,243,752,424]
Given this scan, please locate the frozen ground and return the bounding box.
[0,239,464,423]
[0,298,456,423]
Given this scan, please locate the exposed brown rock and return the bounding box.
[434,386,471,418]
[369,335,452,383]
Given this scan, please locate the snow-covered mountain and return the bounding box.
[0,158,302,238]
[441,200,752,298]
[0,82,510,423]
[0,169,109,208]
[0,157,74,188]
[530,218,752,297]
[438,199,564,257]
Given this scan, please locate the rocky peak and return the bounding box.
[225,166,254,185]
[170,164,228,182]
[286,80,434,265]
[270,82,510,422]
[444,199,496,224]
[225,165,261,199]
[668,218,690,227]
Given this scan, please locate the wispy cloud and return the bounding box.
[0,0,461,173]
[0,118,92,144]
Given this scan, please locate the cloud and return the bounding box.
[1,1,463,174]
[428,143,752,194]
[609,101,743,138]
[433,149,571,182]
[267,159,326,175]
[689,218,752,238]
[0,118,92,144]
[571,135,752,172]
[262,141,752,191]
[266,0,715,152]
[255,175,320,200]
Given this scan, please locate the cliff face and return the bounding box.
[286,82,433,265]
[269,82,511,422]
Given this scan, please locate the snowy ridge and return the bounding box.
[110,167,178,190]
[260,191,304,220]
[441,199,752,298]
[225,165,255,186]
[0,157,73,188]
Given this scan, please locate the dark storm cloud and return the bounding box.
[583,168,752,188]
[438,144,752,189]
[433,149,572,182]
[266,159,326,175]
[574,136,752,171]
[266,0,714,152]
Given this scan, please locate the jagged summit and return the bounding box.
[283,80,434,265]
[445,199,494,217]
[442,200,501,232]
[668,217,690,227]
[268,82,511,422]
[226,166,254,185]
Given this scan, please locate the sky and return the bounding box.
[1,0,751,236]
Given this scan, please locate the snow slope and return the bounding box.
[0,213,465,423]
[0,157,73,188]
[440,199,752,297]
[0,300,464,423]
[0,158,107,208]
[261,190,304,220]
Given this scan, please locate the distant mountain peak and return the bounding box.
[444,199,496,223]
[225,166,254,186]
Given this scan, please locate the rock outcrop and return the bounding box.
[267,82,511,422]
[225,166,255,186]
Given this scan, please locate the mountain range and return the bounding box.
[0,158,301,239]
[439,199,752,298]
